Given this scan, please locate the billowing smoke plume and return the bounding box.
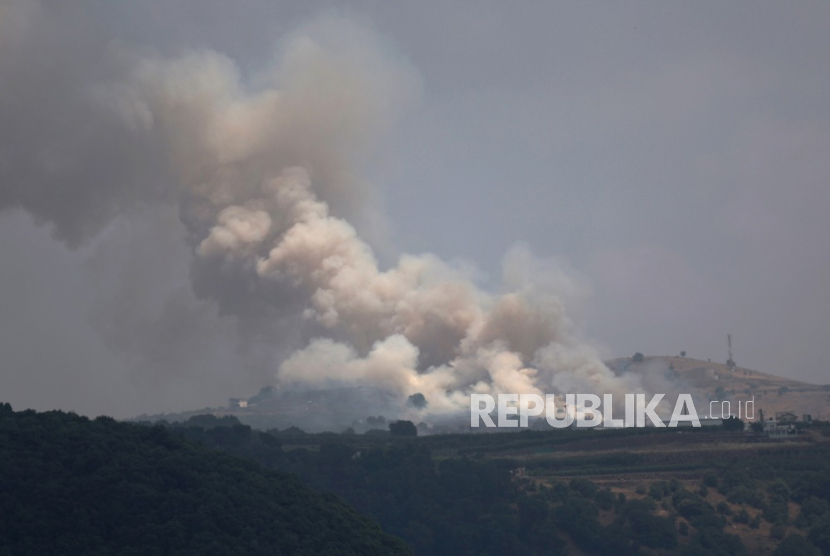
[0,2,660,420]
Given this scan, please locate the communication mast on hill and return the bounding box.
[726,334,736,370]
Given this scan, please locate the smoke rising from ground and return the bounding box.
[0,2,671,421]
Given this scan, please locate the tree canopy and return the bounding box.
[0,403,410,556]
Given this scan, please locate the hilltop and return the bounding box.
[609,355,830,422]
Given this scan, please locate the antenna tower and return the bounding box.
[726,334,736,369]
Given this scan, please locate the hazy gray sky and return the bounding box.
[1,1,828,418]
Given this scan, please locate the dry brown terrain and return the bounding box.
[609,355,830,422]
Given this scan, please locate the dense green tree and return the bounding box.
[553,496,601,552]
[796,497,830,528]
[765,495,791,524]
[619,498,678,549]
[773,534,821,556]
[0,406,410,555]
[733,507,751,524]
[595,487,615,511]
[649,480,670,501]
[771,522,787,540]
[389,420,418,437]
[570,477,598,498]
[722,416,745,431]
[809,514,830,555]
[769,479,792,500]
[151,408,830,556]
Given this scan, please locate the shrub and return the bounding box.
[553,497,600,552]
[649,481,670,501]
[733,507,751,524]
[727,486,766,508]
[570,478,598,499]
[721,467,756,493]
[768,479,791,500]
[595,487,615,511]
[620,499,677,549]
[686,529,747,555]
[703,471,719,488]
[548,481,569,503]
[772,534,821,556]
[808,514,830,554]
[771,522,787,540]
[673,492,720,528]
[765,495,790,524]
[797,496,830,528]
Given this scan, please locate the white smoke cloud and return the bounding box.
[1,3,654,420]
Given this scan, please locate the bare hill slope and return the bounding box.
[608,355,830,421]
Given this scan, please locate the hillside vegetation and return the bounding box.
[0,403,410,556]
[164,414,830,555]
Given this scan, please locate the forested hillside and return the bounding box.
[167,415,830,556]
[4,402,830,555]
[0,404,410,556]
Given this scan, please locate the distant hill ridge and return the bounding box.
[134,355,830,431]
[607,355,830,422]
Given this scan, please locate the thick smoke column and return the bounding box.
[0,3,652,419]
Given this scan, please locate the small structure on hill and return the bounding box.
[776,412,797,423]
[763,419,794,439]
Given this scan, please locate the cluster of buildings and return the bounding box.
[756,411,812,439]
